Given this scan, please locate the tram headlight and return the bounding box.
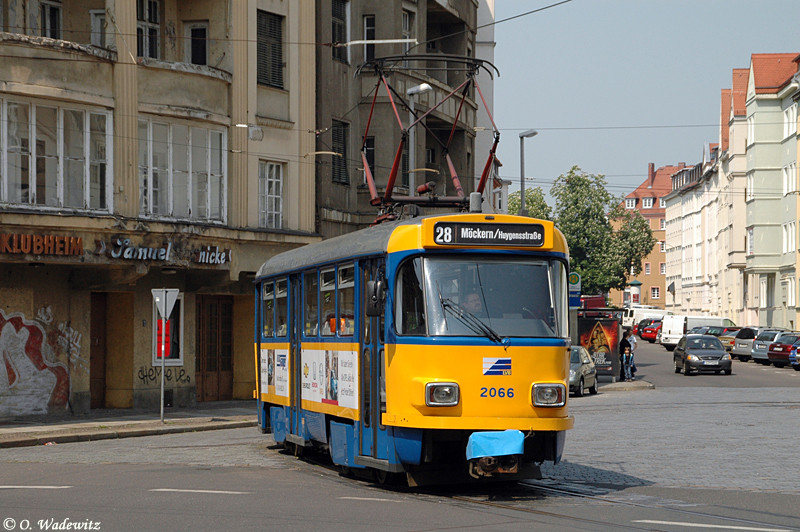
[532,383,566,407]
[425,382,460,406]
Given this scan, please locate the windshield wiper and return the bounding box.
[438,292,503,344]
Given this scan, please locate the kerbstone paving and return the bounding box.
[542,386,800,493]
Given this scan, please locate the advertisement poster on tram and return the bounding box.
[260,348,289,397]
[576,309,622,377]
[301,349,357,409]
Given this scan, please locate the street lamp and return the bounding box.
[519,129,538,216]
[407,83,433,192]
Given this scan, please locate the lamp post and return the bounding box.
[407,83,433,193]
[518,129,538,216]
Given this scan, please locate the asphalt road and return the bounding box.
[1,338,798,531]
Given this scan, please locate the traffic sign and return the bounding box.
[568,272,581,292]
[152,288,179,319]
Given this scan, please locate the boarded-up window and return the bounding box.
[257,11,283,88]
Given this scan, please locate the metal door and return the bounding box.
[359,259,384,457]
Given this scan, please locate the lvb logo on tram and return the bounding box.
[483,357,512,376]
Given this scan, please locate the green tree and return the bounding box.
[550,166,656,295]
[507,187,552,220]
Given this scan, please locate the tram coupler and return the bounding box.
[465,429,524,478]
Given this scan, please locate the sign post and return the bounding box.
[568,272,581,309]
[152,288,179,423]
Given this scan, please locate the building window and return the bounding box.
[660,262,666,275]
[259,161,283,229]
[257,11,284,88]
[363,15,375,62]
[1,100,111,210]
[659,198,665,208]
[152,293,184,367]
[184,21,209,66]
[642,197,653,209]
[660,218,665,230]
[747,115,755,145]
[644,263,651,275]
[401,10,414,57]
[746,174,754,201]
[651,286,660,299]
[40,0,62,39]
[784,162,798,196]
[747,227,753,255]
[90,10,106,47]
[331,120,349,184]
[332,0,349,63]
[625,198,636,209]
[660,241,666,253]
[784,103,797,139]
[137,0,160,59]
[138,118,226,222]
[363,136,375,184]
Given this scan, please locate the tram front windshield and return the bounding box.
[395,256,569,338]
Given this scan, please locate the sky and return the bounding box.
[490,0,800,201]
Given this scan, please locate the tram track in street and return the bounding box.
[432,479,799,532]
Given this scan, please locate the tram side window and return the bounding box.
[338,264,355,336]
[304,271,319,336]
[262,281,274,337]
[321,268,336,336]
[395,258,426,335]
[275,278,288,337]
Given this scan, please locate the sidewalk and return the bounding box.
[0,400,258,449]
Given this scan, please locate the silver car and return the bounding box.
[751,330,793,364]
[731,327,764,361]
[569,346,598,397]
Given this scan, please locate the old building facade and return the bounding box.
[0,0,317,417]
[313,0,481,238]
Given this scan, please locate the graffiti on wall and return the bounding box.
[137,366,191,386]
[0,309,72,416]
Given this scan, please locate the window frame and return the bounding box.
[331,0,350,63]
[363,14,375,62]
[256,10,284,89]
[137,0,160,59]
[0,98,113,211]
[625,198,636,209]
[184,20,209,66]
[331,120,349,184]
[90,9,106,47]
[40,0,62,39]
[642,197,654,209]
[650,286,660,300]
[259,160,283,229]
[138,117,227,223]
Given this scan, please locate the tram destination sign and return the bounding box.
[432,222,544,247]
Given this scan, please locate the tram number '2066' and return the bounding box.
[434,225,453,244]
[480,387,514,398]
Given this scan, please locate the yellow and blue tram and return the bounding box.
[254,213,573,485]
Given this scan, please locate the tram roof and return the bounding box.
[256,217,420,279]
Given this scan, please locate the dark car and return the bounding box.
[640,321,662,342]
[766,334,800,368]
[635,318,659,337]
[569,345,598,397]
[789,346,800,371]
[673,334,732,375]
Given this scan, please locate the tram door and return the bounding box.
[289,275,304,437]
[359,259,384,458]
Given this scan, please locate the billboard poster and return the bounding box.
[301,348,358,409]
[260,348,289,397]
[577,318,620,375]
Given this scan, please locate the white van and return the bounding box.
[660,314,736,351]
[622,306,672,330]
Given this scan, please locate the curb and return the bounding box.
[0,419,256,449]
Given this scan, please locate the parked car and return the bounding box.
[766,334,800,368]
[673,334,732,375]
[640,321,662,343]
[635,318,660,337]
[715,327,742,351]
[569,345,598,396]
[731,327,768,361]
[789,346,800,371]
[751,330,796,365]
